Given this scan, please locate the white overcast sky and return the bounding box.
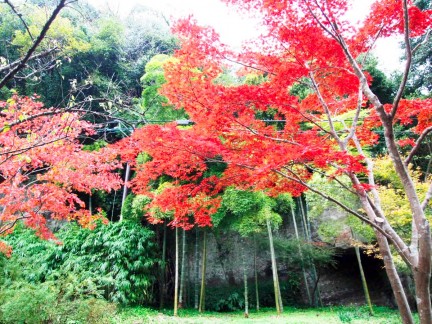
[89,0,403,74]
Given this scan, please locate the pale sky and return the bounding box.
[90,0,403,74]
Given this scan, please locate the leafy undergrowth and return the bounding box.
[115,306,411,323]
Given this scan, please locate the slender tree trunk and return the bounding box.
[199,229,207,313]
[159,222,167,310]
[111,190,117,222]
[266,218,282,314]
[423,141,431,181]
[348,141,416,323]
[354,244,374,315]
[254,236,260,311]
[89,195,92,215]
[376,232,414,324]
[298,197,322,306]
[413,229,432,324]
[276,271,283,313]
[174,227,179,316]
[119,163,131,222]
[242,238,249,318]
[179,229,186,308]
[194,227,199,309]
[290,203,311,305]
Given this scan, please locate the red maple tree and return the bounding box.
[116,123,223,229]
[0,94,122,246]
[132,1,431,322]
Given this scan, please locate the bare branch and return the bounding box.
[273,167,392,239]
[308,69,341,143]
[232,118,299,145]
[360,25,385,66]
[421,182,432,212]
[342,83,363,146]
[390,0,412,120]
[0,215,29,235]
[405,126,432,166]
[412,29,431,55]
[0,0,75,89]
[3,0,34,41]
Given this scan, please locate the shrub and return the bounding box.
[0,282,57,324]
[0,281,117,324]
[3,220,159,306]
[45,220,159,305]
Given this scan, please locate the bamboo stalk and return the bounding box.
[199,229,207,313]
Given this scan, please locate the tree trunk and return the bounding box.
[298,197,322,306]
[413,229,432,324]
[376,232,414,324]
[290,203,312,305]
[199,229,207,313]
[119,162,131,222]
[89,195,92,215]
[242,238,249,318]
[266,218,282,314]
[179,229,186,308]
[174,227,179,316]
[159,221,167,310]
[254,236,260,311]
[194,227,199,309]
[276,271,283,313]
[354,244,374,315]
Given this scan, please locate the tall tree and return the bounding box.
[156,1,432,323]
[115,123,223,314]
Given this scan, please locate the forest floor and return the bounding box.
[115,306,409,323]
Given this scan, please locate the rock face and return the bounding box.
[317,248,394,307]
[192,230,394,307]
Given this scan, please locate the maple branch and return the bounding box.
[332,11,428,265]
[347,135,414,260]
[412,28,431,55]
[223,55,276,76]
[0,134,69,161]
[299,163,358,196]
[14,59,58,80]
[232,118,299,145]
[361,25,385,66]
[0,99,137,134]
[314,0,343,39]
[308,69,341,143]
[0,0,74,89]
[274,168,389,237]
[305,0,338,40]
[391,0,412,120]
[279,102,332,135]
[0,107,67,133]
[342,83,363,147]
[276,166,414,266]
[421,182,432,212]
[404,126,432,166]
[0,214,29,235]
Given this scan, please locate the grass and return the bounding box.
[114,306,409,323]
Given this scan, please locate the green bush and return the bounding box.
[3,220,159,306]
[0,282,57,324]
[214,292,244,312]
[45,220,159,305]
[0,281,116,324]
[51,298,117,324]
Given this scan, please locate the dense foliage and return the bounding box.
[0,220,159,323]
